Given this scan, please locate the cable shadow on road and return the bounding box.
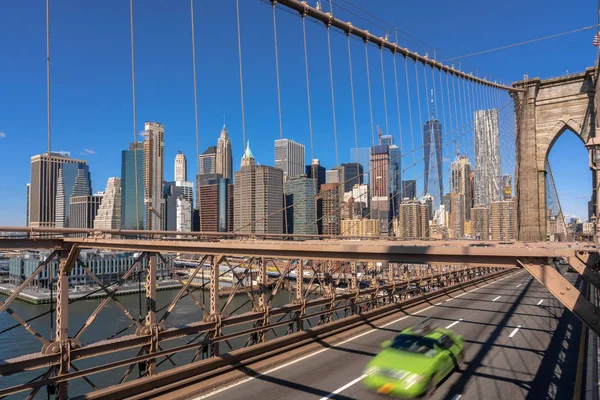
[443,277,535,397]
[524,274,584,400]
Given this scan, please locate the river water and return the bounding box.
[0,288,299,399]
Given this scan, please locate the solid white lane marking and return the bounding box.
[455,292,466,298]
[318,373,368,400]
[193,273,518,399]
[537,299,544,305]
[516,284,521,288]
[436,302,443,305]
[508,326,522,338]
[451,395,463,400]
[492,296,501,302]
[445,319,463,329]
[445,298,452,302]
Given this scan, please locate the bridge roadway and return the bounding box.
[185,271,583,400]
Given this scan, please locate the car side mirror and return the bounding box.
[381,340,392,349]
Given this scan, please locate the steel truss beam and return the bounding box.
[518,258,600,336]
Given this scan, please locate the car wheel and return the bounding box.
[425,377,436,397]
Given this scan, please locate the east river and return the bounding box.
[0,288,299,399]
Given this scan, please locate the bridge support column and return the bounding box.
[54,245,79,400]
[519,258,600,336]
[292,259,305,332]
[144,253,158,376]
[205,255,222,356]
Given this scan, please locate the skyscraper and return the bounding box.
[198,177,233,232]
[490,199,516,240]
[70,194,103,231]
[449,193,465,239]
[451,154,472,220]
[275,138,305,180]
[29,152,89,228]
[471,206,490,240]
[320,183,341,235]
[285,176,317,236]
[401,180,417,200]
[144,122,165,230]
[350,148,371,183]
[379,134,401,214]
[216,125,233,180]
[305,159,326,192]
[164,181,193,232]
[474,109,501,206]
[55,164,92,228]
[423,119,443,199]
[234,142,284,234]
[121,142,145,230]
[26,183,30,226]
[94,178,121,230]
[174,151,187,181]
[199,146,217,175]
[370,144,391,234]
[340,162,364,193]
[394,199,428,239]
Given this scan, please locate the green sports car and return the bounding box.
[363,320,464,398]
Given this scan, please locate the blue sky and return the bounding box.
[0,0,595,226]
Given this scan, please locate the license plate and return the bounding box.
[377,383,396,394]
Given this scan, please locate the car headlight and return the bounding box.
[364,366,381,376]
[404,373,426,388]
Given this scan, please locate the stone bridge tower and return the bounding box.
[512,67,598,241]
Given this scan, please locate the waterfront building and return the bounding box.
[29,152,90,228]
[320,183,341,235]
[370,144,390,234]
[449,193,465,239]
[471,206,490,240]
[305,159,326,192]
[339,162,364,193]
[394,198,428,239]
[341,218,380,237]
[198,177,234,232]
[401,180,417,200]
[164,181,194,232]
[70,194,103,232]
[451,154,472,220]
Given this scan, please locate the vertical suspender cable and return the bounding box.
[190,0,201,232]
[414,62,425,196]
[365,42,375,146]
[347,34,361,210]
[301,14,318,235]
[271,3,288,234]
[326,25,339,167]
[129,0,140,232]
[380,47,389,136]
[46,0,53,339]
[235,0,247,148]
[422,63,431,197]
[392,30,404,199]
[404,57,416,187]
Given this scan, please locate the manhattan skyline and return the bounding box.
[0,0,594,225]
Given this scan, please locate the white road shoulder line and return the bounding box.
[436,302,444,305]
[318,373,368,400]
[455,292,466,298]
[516,284,521,288]
[445,319,463,329]
[508,326,522,338]
[537,299,544,305]
[492,296,501,302]
[451,395,463,400]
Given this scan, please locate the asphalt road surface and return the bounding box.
[194,270,583,400]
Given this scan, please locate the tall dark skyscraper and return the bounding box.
[121,142,145,230]
[305,159,326,192]
[401,180,417,200]
[340,162,364,193]
[423,119,443,198]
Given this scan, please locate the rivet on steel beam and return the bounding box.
[560,291,565,295]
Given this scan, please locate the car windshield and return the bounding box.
[390,334,437,355]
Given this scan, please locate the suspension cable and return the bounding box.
[271,3,289,234]
[301,14,318,235]
[235,0,247,147]
[347,33,360,204]
[326,25,339,167]
[365,41,375,146]
[190,0,201,232]
[380,46,389,135]
[414,61,425,195]
[392,30,404,198]
[404,57,416,189]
